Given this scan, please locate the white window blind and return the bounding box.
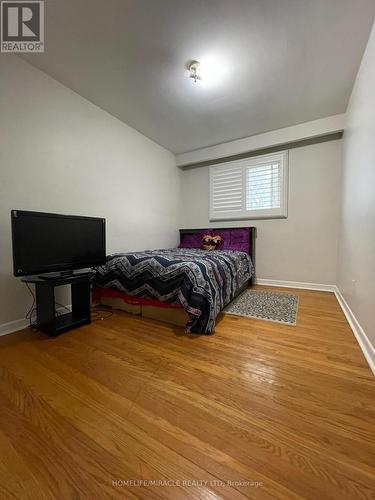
[210,164,243,217]
[209,151,288,221]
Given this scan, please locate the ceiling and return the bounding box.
[22,0,375,154]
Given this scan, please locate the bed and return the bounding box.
[93,227,256,333]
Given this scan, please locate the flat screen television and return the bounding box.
[11,210,106,277]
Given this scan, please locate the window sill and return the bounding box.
[210,214,288,222]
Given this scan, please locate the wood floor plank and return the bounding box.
[0,286,374,499]
[0,343,244,500]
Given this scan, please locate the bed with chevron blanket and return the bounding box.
[94,248,253,333]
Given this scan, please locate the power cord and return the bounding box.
[55,302,71,314]
[91,307,114,321]
[25,282,38,329]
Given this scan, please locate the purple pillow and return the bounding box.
[216,229,249,253]
[180,231,211,249]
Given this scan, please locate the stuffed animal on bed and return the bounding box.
[201,234,223,251]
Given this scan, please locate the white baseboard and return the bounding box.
[256,278,336,292]
[0,317,30,337]
[0,305,72,338]
[334,287,375,377]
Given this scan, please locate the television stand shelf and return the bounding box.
[22,273,94,336]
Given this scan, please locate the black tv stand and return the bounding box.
[39,269,94,280]
[22,273,94,336]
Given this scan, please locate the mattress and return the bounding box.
[94,248,253,333]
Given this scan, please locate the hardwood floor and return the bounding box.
[0,286,374,499]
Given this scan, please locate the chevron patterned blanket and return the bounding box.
[94,248,253,333]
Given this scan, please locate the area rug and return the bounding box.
[223,290,299,325]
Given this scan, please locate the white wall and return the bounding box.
[337,22,375,348]
[180,140,342,284]
[0,55,180,326]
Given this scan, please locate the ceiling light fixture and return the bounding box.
[187,60,202,83]
[185,57,229,88]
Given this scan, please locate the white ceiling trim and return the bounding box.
[176,114,346,167]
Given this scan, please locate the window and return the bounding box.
[209,151,288,221]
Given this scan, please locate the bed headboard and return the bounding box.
[179,227,257,281]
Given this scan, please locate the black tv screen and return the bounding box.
[11,210,106,276]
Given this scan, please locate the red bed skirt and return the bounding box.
[93,287,182,310]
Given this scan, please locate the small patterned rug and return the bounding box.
[223,289,299,325]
